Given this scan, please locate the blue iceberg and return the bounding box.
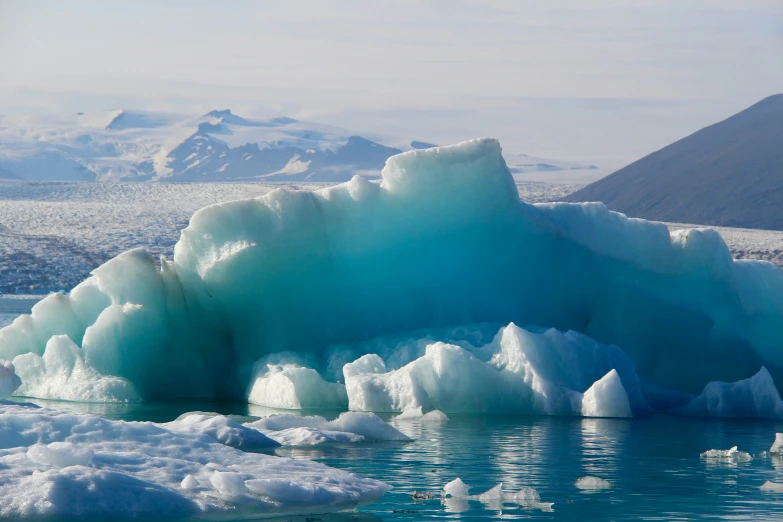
[2,138,783,418]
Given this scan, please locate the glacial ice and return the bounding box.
[0,402,391,518]
[3,138,783,418]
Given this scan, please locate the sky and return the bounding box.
[0,0,781,170]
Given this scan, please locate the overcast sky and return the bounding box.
[1,0,781,168]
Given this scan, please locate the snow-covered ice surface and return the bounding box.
[3,139,783,419]
[0,181,281,293]
[0,401,391,519]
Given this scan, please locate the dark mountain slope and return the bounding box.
[563,94,783,230]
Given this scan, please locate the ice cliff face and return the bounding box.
[2,138,783,418]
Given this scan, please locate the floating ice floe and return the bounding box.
[0,401,391,519]
[245,412,410,444]
[163,412,280,451]
[575,476,614,490]
[3,138,783,419]
[700,446,753,462]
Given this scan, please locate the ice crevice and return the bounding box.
[2,138,783,418]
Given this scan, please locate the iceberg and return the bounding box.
[0,401,390,518]
[677,367,783,418]
[2,138,783,418]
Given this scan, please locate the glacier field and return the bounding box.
[2,138,783,419]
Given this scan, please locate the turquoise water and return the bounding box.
[29,399,783,521]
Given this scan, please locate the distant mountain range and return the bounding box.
[564,94,783,230]
[0,109,600,183]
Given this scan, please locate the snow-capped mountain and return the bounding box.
[0,109,600,182]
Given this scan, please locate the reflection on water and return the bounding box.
[14,397,783,521]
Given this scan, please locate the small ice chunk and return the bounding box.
[181,475,199,490]
[575,476,614,490]
[442,478,471,498]
[735,451,753,462]
[700,446,752,462]
[477,483,503,500]
[0,359,22,400]
[396,406,423,420]
[264,427,364,446]
[328,412,411,441]
[395,407,449,422]
[27,442,94,468]
[421,410,449,422]
[701,446,738,459]
[210,471,247,497]
[761,481,783,492]
[514,486,554,510]
[514,486,541,506]
[771,433,783,454]
[246,412,409,442]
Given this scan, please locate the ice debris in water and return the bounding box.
[245,412,410,444]
[396,406,424,420]
[4,138,783,419]
[442,478,471,498]
[0,359,21,400]
[395,406,449,422]
[575,476,614,490]
[0,402,391,518]
[422,410,450,422]
[700,446,752,462]
[761,481,783,492]
[770,433,783,454]
[514,486,554,510]
[441,479,552,510]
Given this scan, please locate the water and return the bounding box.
[28,399,783,521]
[0,294,42,328]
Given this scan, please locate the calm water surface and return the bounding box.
[27,399,783,521]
